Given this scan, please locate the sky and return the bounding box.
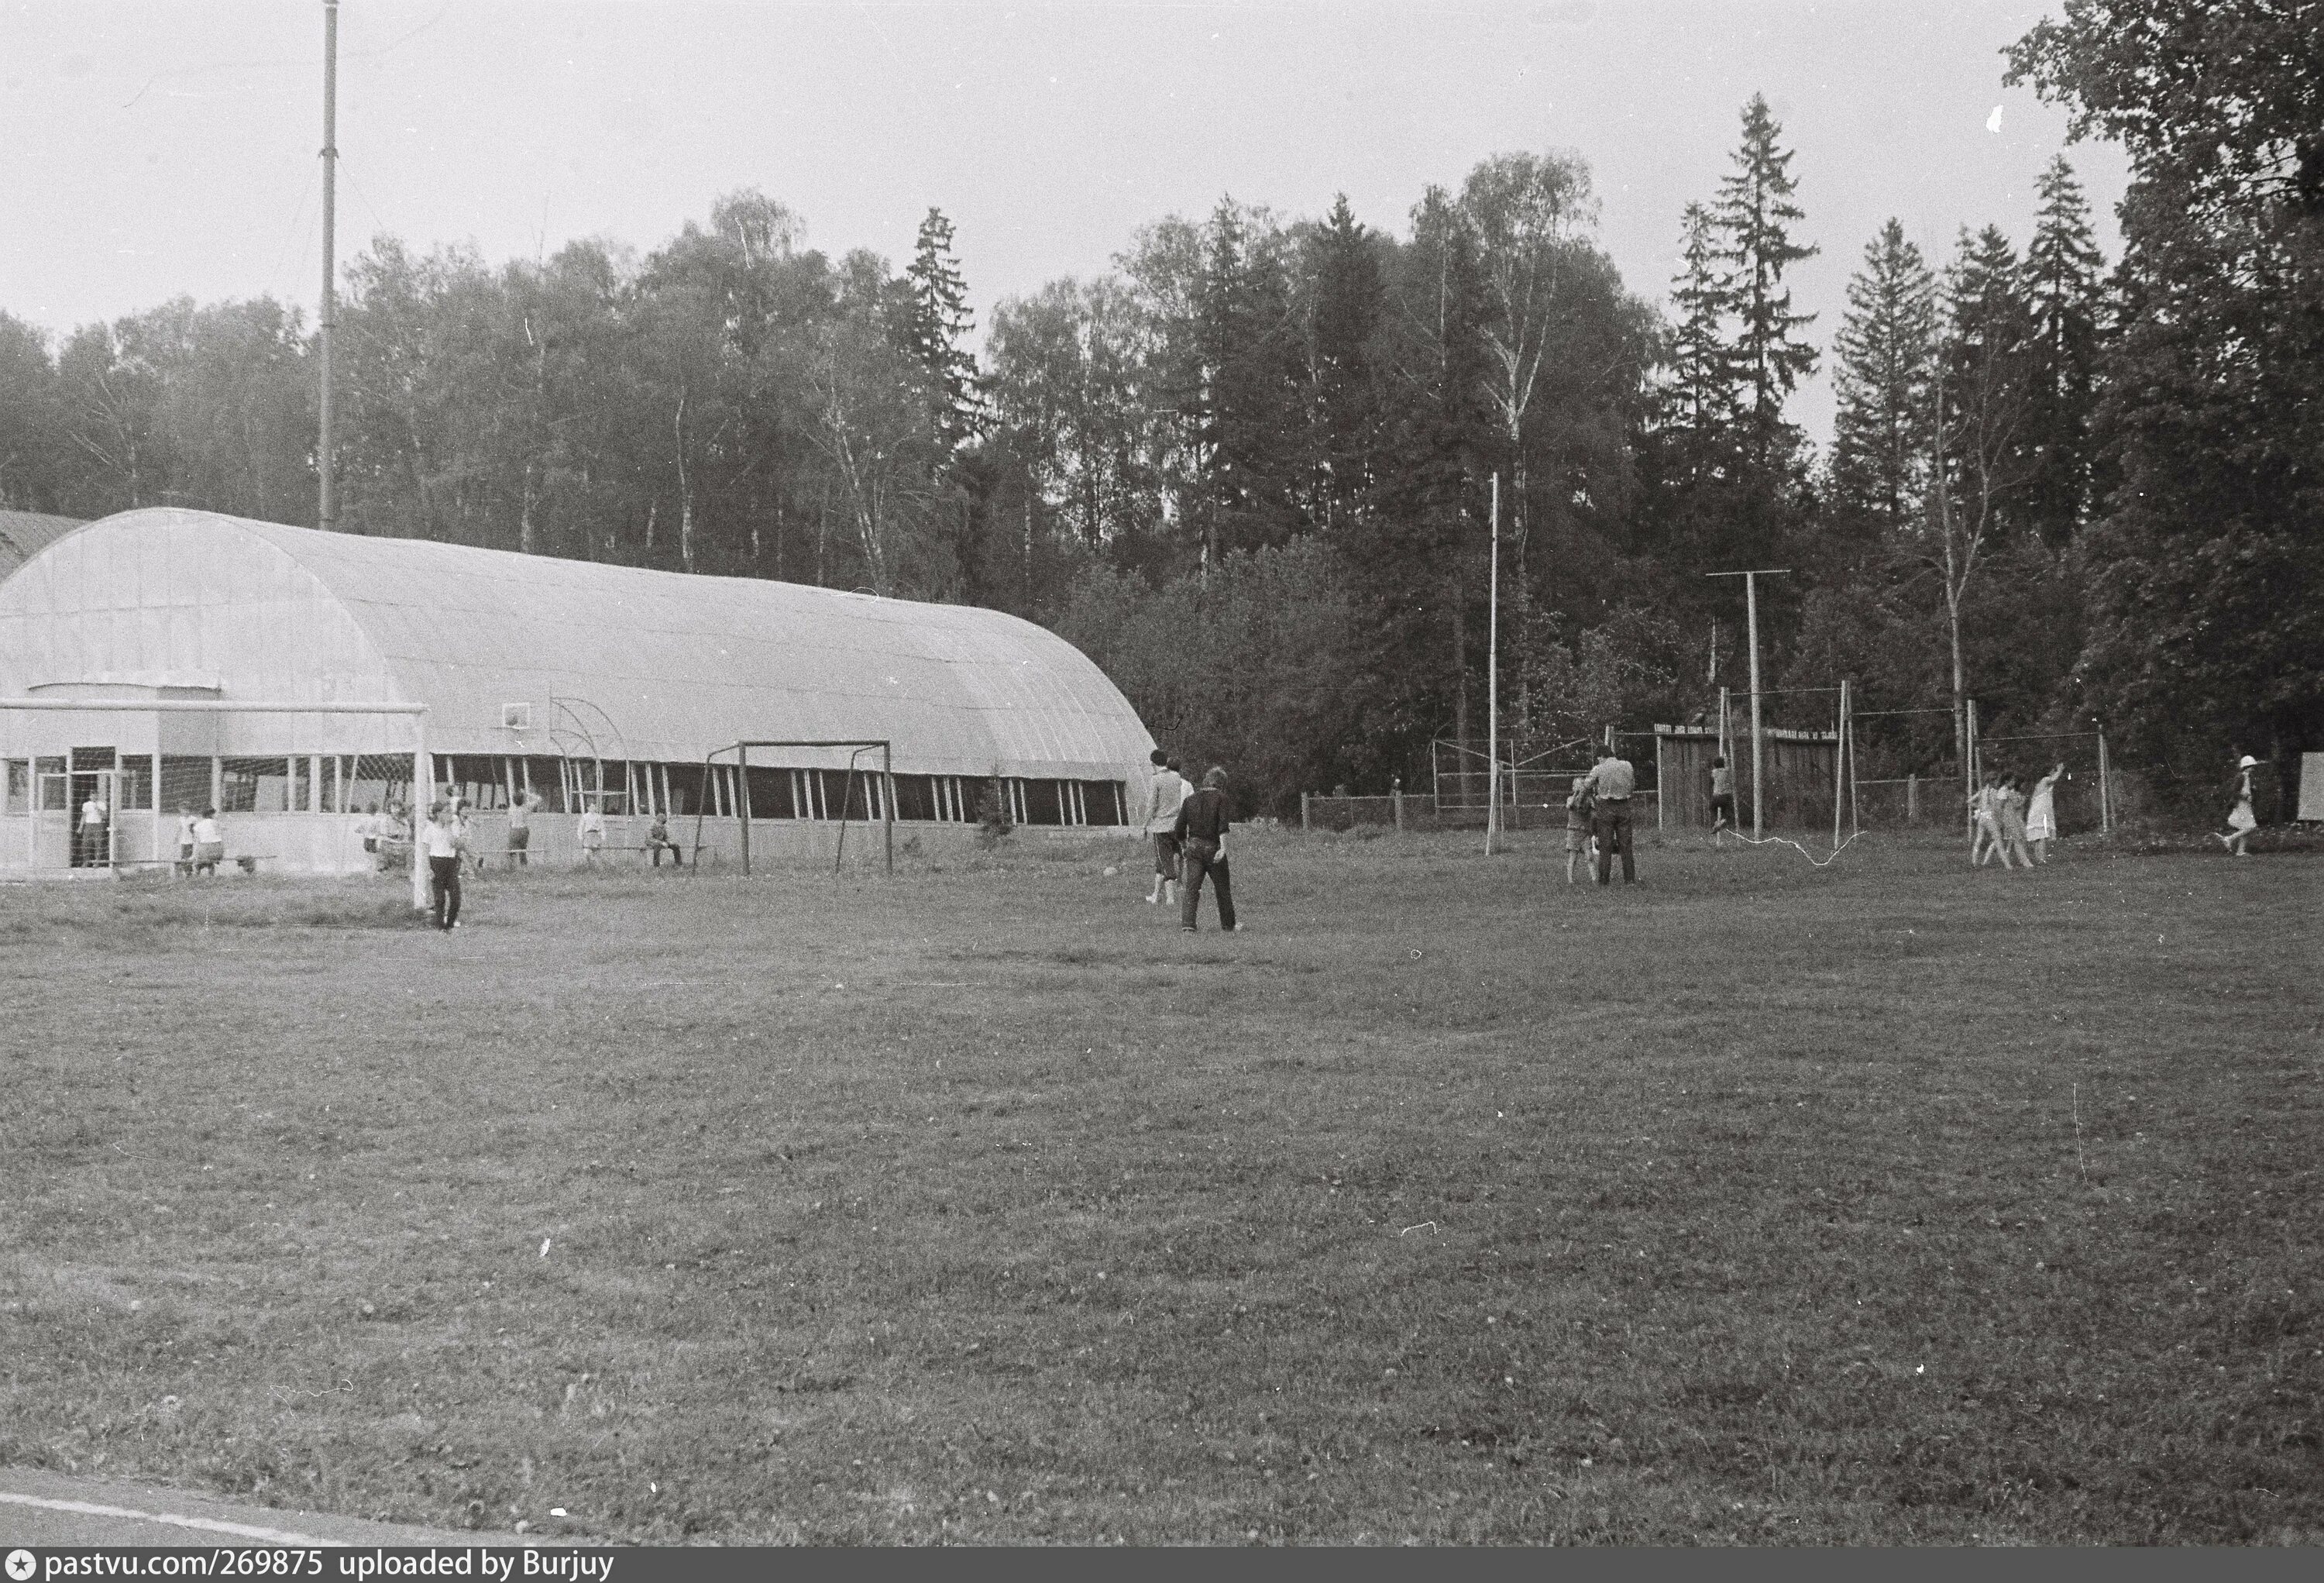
[0,0,2127,443]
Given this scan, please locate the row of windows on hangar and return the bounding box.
[4,750,1131,828]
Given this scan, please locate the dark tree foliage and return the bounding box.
[27,76,2298,821]
[0,312,67,512]
[1828,219,1936,552]
[2009,0,2324,793]
[2020,158,2108,547]
[1301,194,1385,534]
[903,208,986,460]
[1659,201,1744,492]
[1716,94,1819,470]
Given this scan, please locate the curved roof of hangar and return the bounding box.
[0,511,84,580]
[2,508,1155,780]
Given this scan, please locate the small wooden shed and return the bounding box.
[1655,723,1838,831]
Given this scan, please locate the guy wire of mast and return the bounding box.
[318,0,339,533]
[1705,568,1790,841]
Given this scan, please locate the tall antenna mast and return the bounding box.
[318,0,339,532]
[1486,471,1500,856]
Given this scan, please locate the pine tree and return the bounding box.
[1664,200,1743,486]
[1923,224,2038,767]
[903,207,984,459]
[1191,199,1303,559]
[1829,218,1936,539]
[1941,222,2036,527]
[1715,93,1819,466]
[2020,157,2106,545]
[1305,194,1383,531]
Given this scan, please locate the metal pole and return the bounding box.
[2099,728,2113,834]
[738,744,751,876]
[882,742,893,876]
[1853,717,1865,837]
[1486,472,1499,856]
[1965,698,1980,847]
[1301,790,1309,833]
[1746,575,1763,838]
[1705,570,1789,841]
[1655,730,1666,831]
[1833,678,1847,850]
[318,0,339,533]
[410,716,428,911]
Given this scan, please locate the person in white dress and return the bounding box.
[2026,763,2065,864]
[2216,755,2260,856]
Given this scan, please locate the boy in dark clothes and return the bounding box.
[1171,766,1240,933]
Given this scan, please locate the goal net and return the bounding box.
[0,698,429,903]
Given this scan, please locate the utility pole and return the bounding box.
[318,0,339,533]
[1706,568,1790,841]
[1485,472,1500,855]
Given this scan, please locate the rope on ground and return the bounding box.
[1717,828,1862,868]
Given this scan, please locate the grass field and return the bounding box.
[2,828,2318,1545]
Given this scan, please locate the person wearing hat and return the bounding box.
[2217,754,2261,857]
[1171,765,1240,933]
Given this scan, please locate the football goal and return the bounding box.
[0,697,431,907]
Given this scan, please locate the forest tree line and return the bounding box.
[0,1,2314,817]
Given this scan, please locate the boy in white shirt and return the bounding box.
[420,800,469,928]
[1143,750,1189,906]
[191,808,223,876]
[577,800,607,865]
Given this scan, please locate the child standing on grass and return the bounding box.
[1971,773,2012,867]
[2026,764,2064,862]
[507,787,541,868]
[577,798,607,865]
[1143,749,1188,907]
[1998,773,2035,869]
[1564,773,1596,884]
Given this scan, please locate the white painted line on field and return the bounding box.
[0,1489,349,1546]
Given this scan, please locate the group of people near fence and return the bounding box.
[1143,748,1240,932]
[1969,764,2066,869]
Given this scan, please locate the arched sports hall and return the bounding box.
[0,508,1155,874]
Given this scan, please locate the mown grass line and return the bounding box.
[1,831,2316,1543]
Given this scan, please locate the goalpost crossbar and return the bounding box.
[695,738,894,877]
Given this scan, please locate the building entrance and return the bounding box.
[68,752,118,868]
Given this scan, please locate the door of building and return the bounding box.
[68,752,119,869]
